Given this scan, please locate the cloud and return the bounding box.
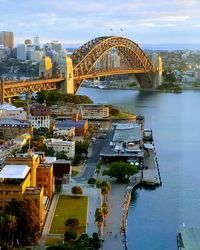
[1,0,200,45]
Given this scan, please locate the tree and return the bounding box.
[6,214,17,247]
[92,232,101,249]
[71,186,83,198]
[88,178,96,185]
[102,181,111,192]
[65,218,80,231]
[102,203,109,226]
[64,230,77,242]
[94,208,104,236]
[101,186,109,202]
[103,161,139,182]
[55,151,69,160]
[4,199,39,244]
[96,180,102,188]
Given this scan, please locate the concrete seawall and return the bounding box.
[121,174,142,250]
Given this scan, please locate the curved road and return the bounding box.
[75,130,112,182]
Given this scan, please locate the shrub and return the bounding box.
[88,178,96,185]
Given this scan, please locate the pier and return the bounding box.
[142,142,162,186]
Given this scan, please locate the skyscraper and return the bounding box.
[17,44,27,60]
[0,31,14,48]
[33,35,40,46]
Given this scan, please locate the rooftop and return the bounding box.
[42,156,57,164]
[56,119,87,129]
[113,123,142,142]
[0,103,23,111]
[0,165,30,179]
[45,138,75,145]
[0,118,31,127]
[178,227,200,250]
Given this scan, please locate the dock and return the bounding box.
[142,142,161,186]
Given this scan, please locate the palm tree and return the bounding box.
[104,181,111,192]
[0,214,7,247]
[6,214,17,247]
[95,208,104,236]
[101,186,109,202]
[102,203,109,226]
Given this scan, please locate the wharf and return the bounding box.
[142,142,161,186]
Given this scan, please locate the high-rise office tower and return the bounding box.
[33,36,40,46]
[0,31,14,48]
[17,44,27,60]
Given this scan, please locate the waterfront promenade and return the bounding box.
[103,181,127,250]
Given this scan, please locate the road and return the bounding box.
[75,130,112,182]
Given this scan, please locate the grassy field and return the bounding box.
[49,195,88,235]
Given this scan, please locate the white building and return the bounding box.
[53,126,75,138]
[0,103,27,120]
[29,103,50,129]
[45,138,75,158]
[17,44,27,60]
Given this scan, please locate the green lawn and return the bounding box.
[49,195,88,235]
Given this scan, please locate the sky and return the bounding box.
[1,0,200,47]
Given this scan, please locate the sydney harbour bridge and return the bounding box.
[0,36,162,103]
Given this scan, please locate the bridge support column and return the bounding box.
[0,79,5,104]
[60,57,74,94]
[151,54,163,88]
[39,56,52,78]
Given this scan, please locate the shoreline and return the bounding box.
[82,85,200,92]
[121,177,142,250]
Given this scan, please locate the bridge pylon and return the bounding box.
[59,56,74,94]
[39,56,53,78]
[151,53,163,88]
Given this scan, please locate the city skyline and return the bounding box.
[1,0,200,47]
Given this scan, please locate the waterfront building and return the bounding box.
[44,138,75,158]
[0,103,27,120]
[50,103,109,120]
[0,31,14,49]
[17,44,27,61]
[29,103,50,129]
[0,118,32,140]
[100,122,143,160]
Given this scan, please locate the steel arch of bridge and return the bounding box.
[71,36,155,90]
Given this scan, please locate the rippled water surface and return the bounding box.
[79,87,200,250]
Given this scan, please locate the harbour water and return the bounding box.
[78,87,200,250]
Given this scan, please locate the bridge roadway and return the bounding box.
[0,78,65,102]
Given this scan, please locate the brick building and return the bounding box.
[0,118,32,140]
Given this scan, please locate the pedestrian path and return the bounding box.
[103,182,127,250]
[39,194,59,247]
